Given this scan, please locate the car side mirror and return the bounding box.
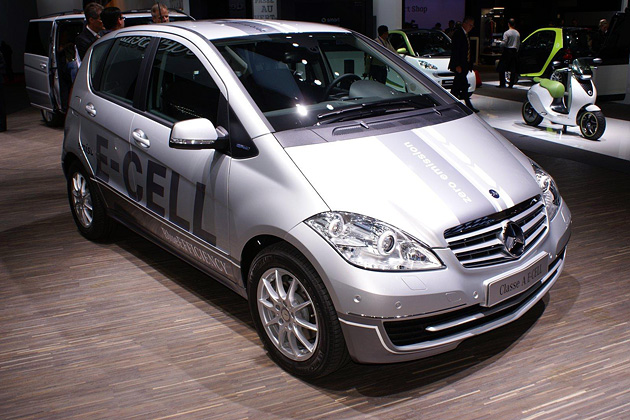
[169,118,229,150]
[397,47,408,55]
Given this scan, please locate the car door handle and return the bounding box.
[85,103,96,117]
[132,129,150,148]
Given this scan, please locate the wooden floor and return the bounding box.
[1,107,630,419]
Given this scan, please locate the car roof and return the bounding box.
[113,19,352,41]
[30,9,191,23]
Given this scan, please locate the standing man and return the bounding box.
[591,18,609,54]
[75,2,104,60]
[100,7,125,36]
[498,18,520,88]
[369,25,396,84]
[151,3,170,23]
[448,16,478,112]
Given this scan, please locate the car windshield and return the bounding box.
[407,30,452,57]
[212,32,451,131]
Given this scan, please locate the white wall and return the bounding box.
[373,0,402,31]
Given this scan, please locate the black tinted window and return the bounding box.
[98,36,151,104]
[389,33,406,51]
[539,31,556,49]
[89,39,115,91]
[26,22,52,56]
[565,29,591,55]
[147,39,221,124]
[407,31,452,56]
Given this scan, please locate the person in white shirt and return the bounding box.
[497,18,520,88]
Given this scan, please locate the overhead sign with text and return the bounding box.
[253,0,277,19]
[404,0,465,28]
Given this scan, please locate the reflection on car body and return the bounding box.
[62,20,571,378]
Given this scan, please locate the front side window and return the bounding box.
[214,32,450,131]
[565,29,591,55]
[520,32,540,53]
[97,36,151,104]
[538,31,556,50]
[407,31,452,57]
[388,33,407,52]
[147,39,221,124]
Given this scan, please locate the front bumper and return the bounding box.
[338,247,564,363]
[286,199,571,364]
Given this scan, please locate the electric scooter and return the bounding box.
[522,58,605,140]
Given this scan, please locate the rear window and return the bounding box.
[26,22,52,56]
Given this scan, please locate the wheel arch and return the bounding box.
[62,151,84,178]
[239,234,284,288]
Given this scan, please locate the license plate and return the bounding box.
[485,255,548,307]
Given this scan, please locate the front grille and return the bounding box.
[444,196,548,268]
[384,248,565,347]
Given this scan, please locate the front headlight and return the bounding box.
[306,212,444,271]
[417,59,438,70]
[531,160,561,219]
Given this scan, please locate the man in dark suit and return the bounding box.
[75,2,104,61]
[448,16,478,112]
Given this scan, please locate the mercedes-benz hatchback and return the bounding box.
[62,20,571,378]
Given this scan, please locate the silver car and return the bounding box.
[62,20,571,378]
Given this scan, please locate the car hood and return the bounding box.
[284,114,541,247]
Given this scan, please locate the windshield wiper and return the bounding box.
[316,99,431,125]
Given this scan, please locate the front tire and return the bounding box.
[67,162,112,240]
[522,101,543,126]
[578,109,606,140]
[247,243,349,378]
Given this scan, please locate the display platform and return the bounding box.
[475,83,630,172]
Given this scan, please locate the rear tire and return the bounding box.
[504,71,517,87]
[522,101,543,126]
[247,243,349,378]
[41,110,64,127]
[67,162,112,241]
[577,110,606,140]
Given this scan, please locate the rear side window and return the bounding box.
[26,22,52,56]
[97,36,151,104]
[89,39,115,90]
[146,38,221,124]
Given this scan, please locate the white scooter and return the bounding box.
[522,58,605,140]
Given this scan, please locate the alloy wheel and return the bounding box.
[257,267,319,361]
[71,171,94,228]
